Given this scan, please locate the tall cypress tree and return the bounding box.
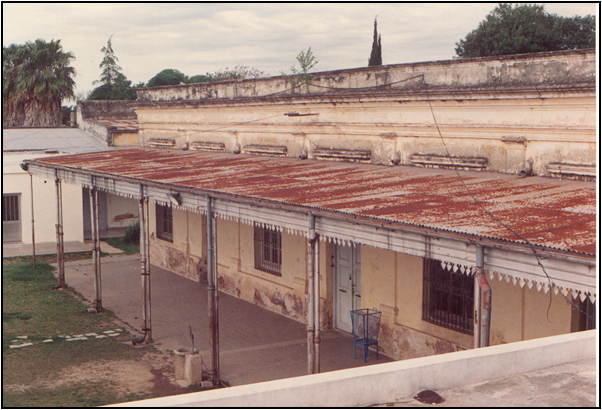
[368,18,382,66]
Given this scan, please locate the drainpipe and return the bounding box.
[89,180,102,312]
[133,184,151,344]
[474,245,492,348]
[94,185,102,312]
[473,247,482,349]
[313,231,321,374]
[30,173,36,269]
[145,196,152,342]
[207,196,220,387]
[307,213,316,374]
[53,171,65,289]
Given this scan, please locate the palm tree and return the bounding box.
[2,39,75,127]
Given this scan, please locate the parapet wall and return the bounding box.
[136,49,595,103]
[116,330,596,407]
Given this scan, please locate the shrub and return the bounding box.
[124,221,140,244]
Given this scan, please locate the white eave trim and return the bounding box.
[27,161,596,300]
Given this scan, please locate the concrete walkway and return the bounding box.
[3,240,123,258]
[61,254,391,387]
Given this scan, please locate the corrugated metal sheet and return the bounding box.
[28,148,596,256]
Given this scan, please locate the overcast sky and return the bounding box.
[3,2,598,98]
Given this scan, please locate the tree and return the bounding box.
[3,39,75,127]
[88,35,137,100]
[455,3,596,58]
[95,35,121,86]
[146,68,188,87]
[283,47,318,86]
[368,18,382,66]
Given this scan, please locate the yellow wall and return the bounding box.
[148,208,578,361]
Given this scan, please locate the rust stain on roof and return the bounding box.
[30,148,596,255]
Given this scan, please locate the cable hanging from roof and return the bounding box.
[420,73,595,321]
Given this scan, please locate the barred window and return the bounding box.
[156,203,173,242]
[422,258,474,335]
[254,226,281,276]
[2,194,20,222]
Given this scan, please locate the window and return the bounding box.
[254,226,282,276]
[575,299,596,332]
[3,194,22,243]
[156,203,173,242]
[422,258,474,335]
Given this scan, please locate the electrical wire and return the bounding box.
[419,74,595,323]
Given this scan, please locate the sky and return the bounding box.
[3,2,598,98]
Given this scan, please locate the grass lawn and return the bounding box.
[2,257,189,407]
[104,237,140,255]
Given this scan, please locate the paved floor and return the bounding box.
[378,358,597,407]
[3,240,123,258]
[61,254,391,386]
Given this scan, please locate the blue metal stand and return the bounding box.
[351,308,382,362]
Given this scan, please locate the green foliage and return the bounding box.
[104,238,139,255]
[124,221,140,245]
[282,47,318,86]
[368,18,382,66]
[456,3,596,58]
[147,65,267,87]
[88,35,138,100]
[3,39,76,127]
[146,68,188,87]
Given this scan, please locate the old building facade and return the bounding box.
[27,49,596,362]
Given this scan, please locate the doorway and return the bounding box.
[83,188,108,239]
[334,243,361,333]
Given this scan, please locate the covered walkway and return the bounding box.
[62,254,392,387]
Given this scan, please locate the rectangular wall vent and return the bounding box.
[546,162,596,181]
[189,141,226,152]
[410,153,488,170]
[244,144,288,156]
[313,148,371,163]
[148,138,176,148]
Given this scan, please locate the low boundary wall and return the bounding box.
[114,330,596,407]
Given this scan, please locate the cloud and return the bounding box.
[3,3,597,96]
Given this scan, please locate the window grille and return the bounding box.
[254,226,282,276]
[156,203,173,242]
[2,194,20,222]
[577,299,596,331]
[422,258,474,335]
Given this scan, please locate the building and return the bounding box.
[3,128,139,246]
[23,49,596,367]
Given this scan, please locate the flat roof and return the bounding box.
[2,128,112,154]
[29,148,596,256]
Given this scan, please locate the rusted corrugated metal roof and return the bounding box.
[30,148,597,256]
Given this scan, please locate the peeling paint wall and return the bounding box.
[147,203,579,361]
[134,50,595,178]
[361,244,575,360]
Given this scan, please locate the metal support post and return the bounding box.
[54,172,65,288]
[307,213,316,374]
[474,245,491,348]
[145,196,152,342]
[133,185,151,344]
[207,196,220,387]
[30,173,36,269]
[89,180,102,312]
[313,232,321,374]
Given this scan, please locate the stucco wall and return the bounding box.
[148,209,578,362]
[134,50,595,178]
[106,194,138,228]
[3,153,83,244]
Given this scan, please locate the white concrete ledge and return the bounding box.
[112,330,596,407]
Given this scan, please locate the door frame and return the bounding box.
[333,242,361,333]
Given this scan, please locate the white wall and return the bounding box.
[116,330,595,408]
[3,153,83,244]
